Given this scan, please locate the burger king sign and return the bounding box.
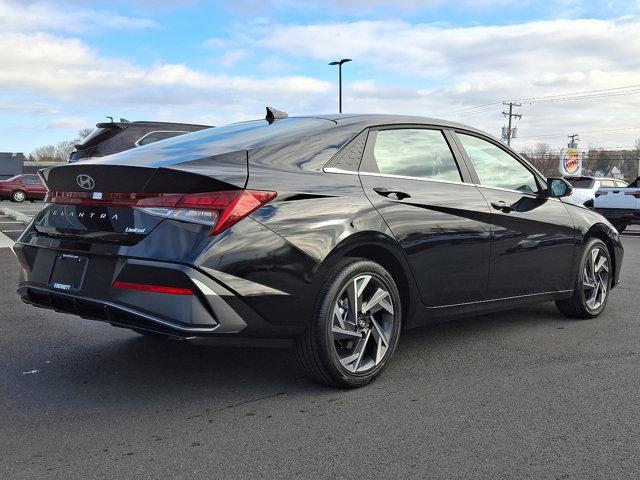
[559,148,582,177]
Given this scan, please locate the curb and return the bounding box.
[0,206,32,225]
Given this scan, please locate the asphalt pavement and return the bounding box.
[0,207,639,479]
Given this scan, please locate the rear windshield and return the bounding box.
[148,118,334,149]
[567,178,594,188]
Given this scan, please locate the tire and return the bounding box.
[10,190,26,203]
[295,258,403,388]
[556,238,612,319]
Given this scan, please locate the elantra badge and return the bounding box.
[76,174,95,190]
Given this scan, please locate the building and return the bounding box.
[0,152,26,180]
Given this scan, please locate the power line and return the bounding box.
[524,127,640,139]
[502,102,522,147]
[512,84,640,103]
[568,133,579,148]
[442,83,640,119]
[441,102,502,116]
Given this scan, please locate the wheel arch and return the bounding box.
[319,231,418,327]
[584,222,618,284]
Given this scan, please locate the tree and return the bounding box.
[77,127,93,141]
[520,142,558,176]
[29,127,93,162]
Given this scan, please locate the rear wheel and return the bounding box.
[556,238,612,319]
[11,190,26,202]
[295,259,402,388]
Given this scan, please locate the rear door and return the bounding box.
[21,175,46,199]
[359,126,492,307]
[452,131,576,298]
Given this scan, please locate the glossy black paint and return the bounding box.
[15,114,623,339]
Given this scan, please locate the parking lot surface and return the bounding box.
[0,211,639,479]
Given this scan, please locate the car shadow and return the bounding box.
[11,300,575,417]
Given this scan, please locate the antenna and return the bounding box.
[265,106,288,124]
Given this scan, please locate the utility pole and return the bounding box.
[502,102,522,147]
[329,59,352,113]
[568,133,579,148]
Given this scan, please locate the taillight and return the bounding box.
[45,190,277,235]
[625,191,640,199]
[113,281,193,295]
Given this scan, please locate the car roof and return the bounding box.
[298,113,488,133]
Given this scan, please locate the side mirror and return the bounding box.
[547,177,573,198]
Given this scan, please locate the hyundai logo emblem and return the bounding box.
[76,174,95,190]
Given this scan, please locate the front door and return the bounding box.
[360,127,492,307]
[453,132,576,298]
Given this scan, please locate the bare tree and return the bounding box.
[29,126,93,162]
[77,127,93,141]
[520,142,558,176]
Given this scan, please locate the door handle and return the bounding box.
[490,200,514,213]
[373,187,411,200]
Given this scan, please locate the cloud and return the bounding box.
[221,0,521,14]
[4,2,640,150]
[47,117,90,130]
[0,32,331,124]
[0,0,160,34]
[198,16,640,147]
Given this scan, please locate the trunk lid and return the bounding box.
[35,147,249,243]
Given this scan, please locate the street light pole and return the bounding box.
[329,58,352,113]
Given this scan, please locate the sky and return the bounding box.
[1,0,640,154]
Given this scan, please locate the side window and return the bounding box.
[371,129,461,182]
[600,179,615,188]
[457,133,539,194]
[22,176,40,185]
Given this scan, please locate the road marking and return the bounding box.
[0,231,14,249]
[2,230,23,233]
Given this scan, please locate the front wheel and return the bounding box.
[556,238,612,319]
[295,259,402,388]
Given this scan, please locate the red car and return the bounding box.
[0,174,47,202]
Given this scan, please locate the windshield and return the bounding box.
[567,178,594,189]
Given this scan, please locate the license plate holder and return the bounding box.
[49,254,88,292]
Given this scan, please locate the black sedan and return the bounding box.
[14,110,623,387]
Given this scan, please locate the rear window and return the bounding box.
[137,131,186,146]
[566,178,594,188]
[145,118,334,149]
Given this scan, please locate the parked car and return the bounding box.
[0,174,46,202]
[593,176,640,231]
[69,120,212,162]
[565,176,628,207]
[15,112,623,388]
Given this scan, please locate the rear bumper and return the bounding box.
[16,249,304,339]
[595,208,640,224]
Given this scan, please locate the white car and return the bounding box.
[594,176,640,232]
[565,176,628,207]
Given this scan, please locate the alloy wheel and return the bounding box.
[582,246,610,311]
[331,274,396,373]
